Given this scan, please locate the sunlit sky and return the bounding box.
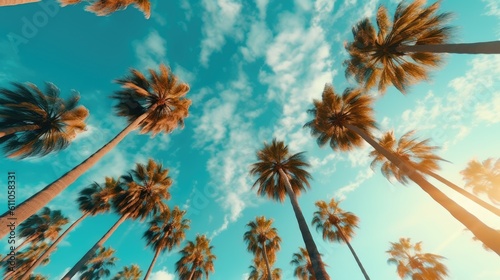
[0,0,500,279]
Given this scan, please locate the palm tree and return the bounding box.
[461,158,500,205]
[175,235,216,280]
[62,159,172,280]
[243,216,281,280]
[304,84,500,255]
[248,258,282,280]
[312,199,370,280]
[79,247,118,280]
[20,177,120,280]
[29,274,48,280]
[59,0,151,18]
[387,238,448,279]
[3,243,50,280]
[290,247,323,280]
[112,264,143,280]
[143,206,190,280]
[0,82,88,158]
[250,139,330,280]
[0,64,190,238]
[370,131,500,217]
[0,0,40,7]
[344,0,500,93]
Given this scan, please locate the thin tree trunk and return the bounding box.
[423,170,500,217]
[0,0,40,6]
[62,213,129,280]
[0,124,40,138]
[397,41,500,54]
[20,213,90,280]
[0,111,151,238]
[278,169,330,280]
[261,241,273,280]
[187,267,196,280]
[335,225,370,280]
[345,124,500,256]
[143,249,161,280]
[1,235,37,263]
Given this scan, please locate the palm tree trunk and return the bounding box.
[278,168,330,280]
[0,124,40,138]
[261,241,273,280]
[143,249,161,280]
[20,212,90,280]
[0,0,40,6]
[397,41,500,54]
[423,170,500,217]
[345,124,500,256]
[1,235,37,263]
[187,267,196,280]
[62,213,129,280]
[0,111,151,239]
[335,225,370,280]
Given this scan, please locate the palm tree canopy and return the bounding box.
[344,0,453,93]
[111,264,143,280]
[250,139,312,202]
[59,0,151,19]
[3,242,50,279]
[248,259,282,280]
[290,247,317,280]
[79,247,118,280]
[312,199,359,243]
[112,64,191,136]
[387,238,448,280]
[19,207,69,243]
[243,216,281,264]
[304,84,377,152]
[113,159,171,220]
[175,234,216,280]
[369,130,446,185]
[0,82,88,158]
[461,158,500,205]
[78,177,122,215]
[143,206,190,253]
[29,274,48,280]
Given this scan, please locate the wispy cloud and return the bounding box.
[133,30,167,70]
[150,267,176,280]
[334,167,374,200]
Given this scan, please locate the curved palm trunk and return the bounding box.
[397,41,500,54]
[0,124,40,139]
[0,112,151,239]
[345,124,500,256]
[261,241,273,280]
[143,249,161,280]
[335,225,370,280]
[62,213,129,280]
[0,0,40,6]
[278,169,330,280]
[20,213,90,280]
[422,170,500,217]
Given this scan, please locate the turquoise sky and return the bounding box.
[0,0,500,279]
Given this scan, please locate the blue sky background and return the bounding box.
[0,0,500,279]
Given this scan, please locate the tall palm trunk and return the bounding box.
[20,213,90,280]
[187,267,196,280]
[0,124,40,138]
[335,225,370,280]
[0,111,152,238]
[143,249,161,280]
[397,41,500,54]
[261,241,273,280]
[345,124,500,256]
[421,170,500,217]
[0,0,40,6]
[62,213,129,280]
[278,169,330,280]
[1,235,37,263]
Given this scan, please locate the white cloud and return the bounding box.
[210,215,230,238]
[295,0,313,11]
[255,0,269,19]
[334,167,374,200]
[241,272,250,280]
[173,64,196,85]
[134,30,167,70]
[150,267,176,280]
[240,20,273,62]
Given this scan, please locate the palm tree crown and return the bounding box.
[3,242,50,279]
[144,206,190,253]
[79,247,118,280]
[59,0,151,19]
[312,199,359,244]
[0,82,88,158]
[244,216,281,262]
[112,264,143,280]
[461,158,500,205]
[290,247,317,280]
[19,207,68,244]
[344,0,452,93]
[78,177,122,215]
[248,259,282,280]
[176,234,216,280]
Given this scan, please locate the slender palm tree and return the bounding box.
[59,0,151,18]
[248,258,282,280]
[250,139,330,280]
[3,243,50,280]
[0,0,39,7]
[387,238,448,280]
[143,206,190,280]
[79,247,118,280]
[20,177,121,280]
[312,199,369,280]
[243,216,281,280]
[62,159,172,280]
[291,247,323,280]
[175,235,216,280]
[461,158,500,205]
[0,82,88,158]
[29,274,48,280]
[370,130,500,217]
[112,264,143,280]
[304,84,500,255]
[344,0,500,93]
[0,64,190,238]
